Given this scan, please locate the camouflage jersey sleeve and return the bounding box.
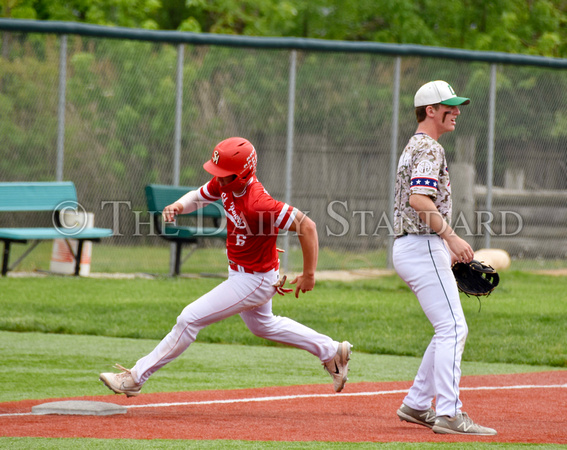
[393,134,452,236]
[410,138,444,197]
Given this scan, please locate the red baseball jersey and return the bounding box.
[198,177,298,272]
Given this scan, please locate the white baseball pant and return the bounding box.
[393,234,468,417]
[131,268,339,385]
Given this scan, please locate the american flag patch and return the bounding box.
[410,177,439,190]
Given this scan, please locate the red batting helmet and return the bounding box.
[203,137,257,192]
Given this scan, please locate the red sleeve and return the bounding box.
[253,188,298,232]
[199,178,221,201]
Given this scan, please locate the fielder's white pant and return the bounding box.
[393,234,468,417]
[131,268,339,385]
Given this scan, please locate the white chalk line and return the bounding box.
[129,383,567,409]
[1,383,565,418]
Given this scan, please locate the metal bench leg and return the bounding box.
[2,241,10,276]
[174,242,182,276]
[74,240,84,276]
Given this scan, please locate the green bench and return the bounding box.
[0,181,113,276]
[145,184,227,275]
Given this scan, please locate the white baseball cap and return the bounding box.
[414,80,470,107]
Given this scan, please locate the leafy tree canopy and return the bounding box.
[1,0,566,57]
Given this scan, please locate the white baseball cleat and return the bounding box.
[397,403,436,428]
[323,341,352,393]
[99,364,142,397]
[432,412,497,435]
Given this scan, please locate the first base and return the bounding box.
[32,400,127,416]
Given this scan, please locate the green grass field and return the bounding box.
[5,242,393,274]
[1,266,566,448]
[6,241,567,275]
[1,272,566,368]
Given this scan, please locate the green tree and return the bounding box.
[3,0,161,29]
[3,0,566,57]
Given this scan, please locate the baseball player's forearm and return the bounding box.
[409,194,473,262]
[176,188,212,214]
[288,212,318,297]
[297,218,318,276]
[163,188,214,222]
[409,194,453,238]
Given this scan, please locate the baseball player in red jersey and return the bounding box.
[100,137,351,395]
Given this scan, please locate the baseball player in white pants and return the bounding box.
[100,137,351,396]
[393,81,496,435]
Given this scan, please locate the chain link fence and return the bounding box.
[1,20,566,274]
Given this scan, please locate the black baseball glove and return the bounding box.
[452,259,499,297]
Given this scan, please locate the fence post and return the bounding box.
[56,35,67,182]
[485,63,497,249]
[282,49,297,272]
[387,56,401,269]
[170,43,184,275]
[173,43,184,186]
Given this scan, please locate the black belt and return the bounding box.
[398,232,437,238]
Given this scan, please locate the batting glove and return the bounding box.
[273,275,293,296]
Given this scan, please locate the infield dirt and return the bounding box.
[1,371,566,444]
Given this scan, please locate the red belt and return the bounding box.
[229,263,255,274]
[229,261,279,274]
